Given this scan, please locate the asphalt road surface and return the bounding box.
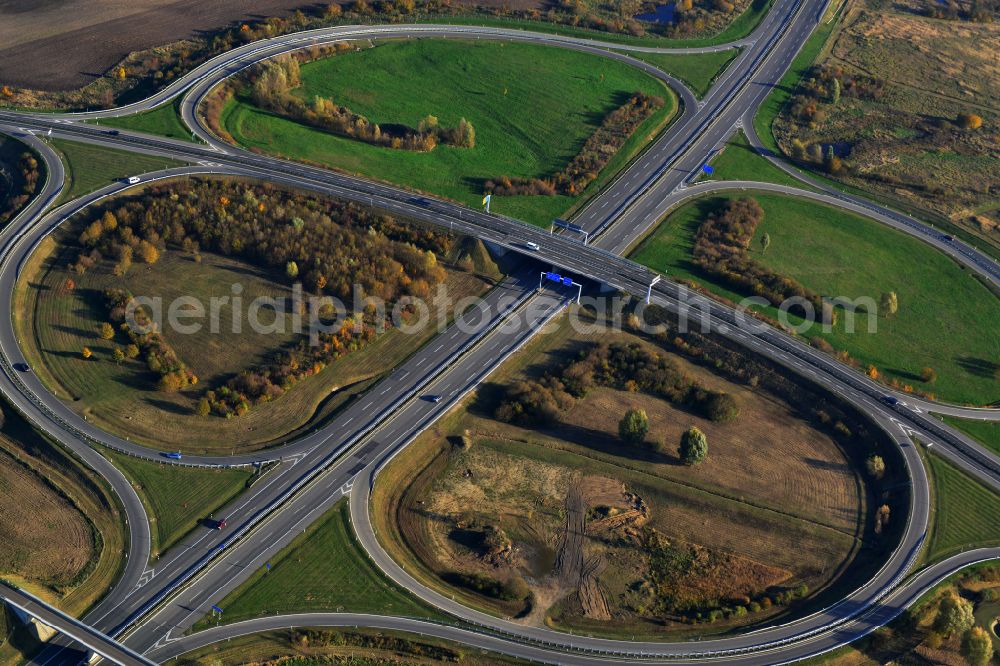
[0,2,998,664]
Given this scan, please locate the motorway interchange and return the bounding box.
[1,0,1000,663]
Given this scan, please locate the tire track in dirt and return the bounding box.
[579,554,611,620]
[554,483,585,590]
[553,480,611,620]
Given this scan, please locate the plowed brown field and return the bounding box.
[0,447,93,585]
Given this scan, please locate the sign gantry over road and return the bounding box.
[539,271,582,304]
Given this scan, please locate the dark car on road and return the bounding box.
[880,395,899,406]
[13,363,29,372]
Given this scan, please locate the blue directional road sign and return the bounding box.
[562,277,573,286]
[211,605,223,614]
[545,272,562,282]
[702,164,714,174]
[553,218,584,233]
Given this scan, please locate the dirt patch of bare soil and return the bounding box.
[410,439,810,631]
[388,320,871,636]
[0,0,327,91]
[0,447,94,585]
[0,0,548,93]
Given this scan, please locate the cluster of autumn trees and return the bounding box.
[916,591,995,666]
[324,0,742,40]
[74,210,161,275]
[785,65,886,174]
[922,0,997,22]
[71,180,450,301]
[485,92,663,197]
[103,289,199,391]
[640,527,810,622]
[691,198,831,321]
[290,629,462,662]
[0,150,41,225]
[200,315,379,417]
[795,65,886,114]
[494,340,739,427]
[784,64,987,179]
[247,55,474,152]
[618,406,711,462]
[71,179,452,417]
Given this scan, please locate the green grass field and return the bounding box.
[629,192,1000,405]
[627,48,741,98]
[696,130,806,187]
[50,139,186,202]
[195,499,444,629]
[106,450,251,557]
[941,417,1000,458]
[221,39,675,227]
[421,0,775,48]
[925,450,1000,563]
[97,101,195,142]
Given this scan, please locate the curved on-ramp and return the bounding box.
[148,549,1000,665]
[0,131,154,660]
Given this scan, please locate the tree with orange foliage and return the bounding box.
[957,113,983,130]
[138,240,160,264]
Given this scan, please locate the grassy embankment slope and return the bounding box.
[630,193,1000,405]
[50,138,187,203]
[170,628,529,666]
[98,100,196,142]
[696,130,806,187]
[752,3,838,154]
[942,417,1000,457]
[105,450,252,557]
[628,48,741,98]
[193,500,443,628]
[924,450,1000,564]
[220,39,677,227]
[0,406,127,663]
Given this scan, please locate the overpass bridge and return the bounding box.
[1,582,155,666]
